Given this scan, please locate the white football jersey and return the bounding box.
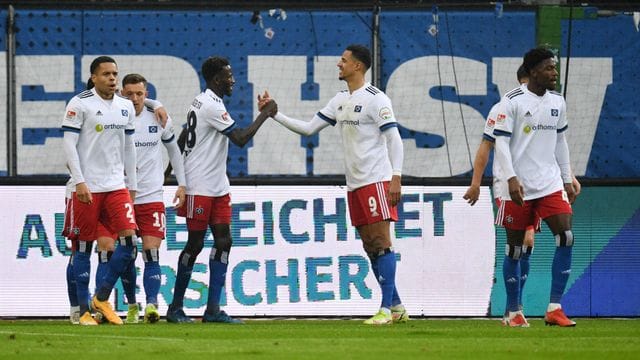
[493,84,568,200]
[61,88,136,193]
[482,103,506,199]
[318,83,397,190]
[183,89,236,196]
[133,107,177,204]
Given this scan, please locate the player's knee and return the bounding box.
[211,236,232,264]
[554,230,574,247]
[179,250,197,267]
[117,234,137,247]
[505,244,523,260]
[368,247,393,260]
[142,248,160,262]
[183,239,205,257]
[97,250,113,264]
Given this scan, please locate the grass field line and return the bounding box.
[0,330,186,342]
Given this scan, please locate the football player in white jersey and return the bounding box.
[63,77,169,325]
[464,65,581,326]
[112,73,187,323]
[166,56,277,324]
[493,47,577,327]
[258,44,407,325]
[61,56,138,325]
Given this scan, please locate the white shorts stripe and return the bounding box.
[187,195,194,218]
[495,198,505,226]
[376,182,390,219]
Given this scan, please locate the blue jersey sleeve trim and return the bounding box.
[379,122,398,132]
[125,129,135,135]
[316,112,336,126]
[162,134,176,143]
[61,126,81,133]
[482,133,496,142]
[557,124,568,133]
[493,129,512,137]
[222,122,237,135]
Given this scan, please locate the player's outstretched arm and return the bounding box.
[464,139,493,206]
[273,112,330,136]
[227,99,277,147]
[258,90,330,136]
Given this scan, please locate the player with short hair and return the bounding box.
[493,47,577,327]
[464,65,581,325]
[258,44,407,325]
[62,56,138,325]
[166,56,277,324]
[118,72,187,323]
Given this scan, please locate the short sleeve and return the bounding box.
[61,97,84,132]
[492,98,514,137]
[369,93,397,130]
[483,104,500,142]
[316,93,340,126]
[125,102,136,133]
[557,99,568,133]
[206,104,236,135]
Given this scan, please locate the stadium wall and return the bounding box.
[0,8,638,178]
[1,185,638,317]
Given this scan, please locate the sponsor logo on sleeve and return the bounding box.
[496,114,506,124]
[379,107,393,121]
[65,110,77,120]
[487,118,496,127]
[121,109,129,117]
[222,112,230,122]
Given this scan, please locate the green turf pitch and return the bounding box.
[1,318,639,359]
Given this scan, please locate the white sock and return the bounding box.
[380,307,391,316]
[390,304,405,311]
[547,303,562,312]
[70,305,80,314]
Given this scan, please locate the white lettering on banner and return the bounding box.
[10,55,610,176]
[16,55,75,175]
[247,56,371,175]
[560,57,612,176]
[0,185,495,317]
[492,57,612,176]
[90,55,201,141]
[386,56,487,177]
